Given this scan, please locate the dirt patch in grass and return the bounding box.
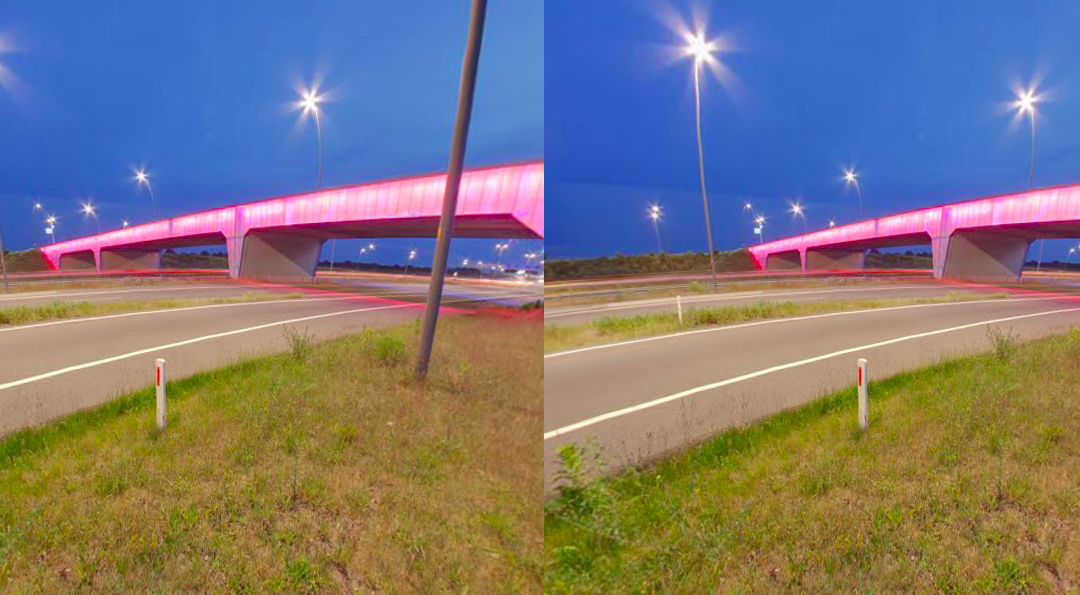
[0,313,542,593]
[545,327,1080,593]
[545,291,1010,353]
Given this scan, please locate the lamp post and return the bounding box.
[297,84,333,270]
[82,201,100,234]
[754,215,766,244]
[790,202,807,233]
[134,169,158,218]
[647,203,663,253]
[405,248,417,278]
[1013,86,1043,270]
[843,168,863,218]
[45,215,57,244]
[684,31,720,288]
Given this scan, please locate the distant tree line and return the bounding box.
[865,249,932,269]
[544,250,758,281]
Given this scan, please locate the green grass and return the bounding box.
[0,291,304,326]
[0,313,542,593]
[545,291,1009,353]
[545,326,1080,593]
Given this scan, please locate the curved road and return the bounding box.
[544,284,1080,493]
[0,280,540,435]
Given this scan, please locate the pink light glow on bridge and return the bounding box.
[40,161,544,270]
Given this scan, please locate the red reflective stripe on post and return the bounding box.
[858,366,862,386]
[157,367,161,387]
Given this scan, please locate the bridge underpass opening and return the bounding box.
[804,247,866,272]
[100,247,162,271]
[765,250,801,271]
[58,250,97,272]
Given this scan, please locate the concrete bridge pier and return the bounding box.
[236,230,325,281]
[100,248,161,271]
[805,247,866,271]
[940,230,1032,281]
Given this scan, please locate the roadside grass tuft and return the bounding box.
[545,291,1010,352]
[0,291,305,327]
[0,314,542,593]
[545,326,1080,593]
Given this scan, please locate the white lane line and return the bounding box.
[544,285,941,319]
[0,296,358,335]
[544,296,1064,359]
[544,305,1080,441]
[0,285,245,302]
[0,291,538,393]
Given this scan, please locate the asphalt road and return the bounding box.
[543,286,1080,493]
[545,281,1002,327]
[0,279,540,435]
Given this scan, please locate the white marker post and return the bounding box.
[676,295,684,325]
[155,358,167,431]
[857,358,868,431]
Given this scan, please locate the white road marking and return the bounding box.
[544,305,1080,440]
[0,285,245,302]
[544,296,1065,359]
[544,285,939,319]
[0,291,539,393]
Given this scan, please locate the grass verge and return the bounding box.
[0,313,542,593]
[545,291,1009,353]
[545,326,1080,593]
[0,291,304,327]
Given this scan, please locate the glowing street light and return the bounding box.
[134,168,158,217]
[790,201,807,233]
[82,201,100,233]
[754,214,766,244]
[122,219,130,228]
[1067,247,1076,271]
[33,202,42,212]
[45,215,57,245]
[829,219,836,228]
[404,248,418,278]
[843,168,863,218]
[1012,84,1044,267]
[647,203,663,254]
[684,30,720,288]
[296,85,325,189]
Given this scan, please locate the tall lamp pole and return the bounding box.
[0,199,9,291]
[843,169,863,218]
[135,169,158,218]
[685,32,720,288]
[1014,87,1042,270]
[416,0,487,379]
[647,204,663,253]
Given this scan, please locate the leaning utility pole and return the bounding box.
[415,0,488,379]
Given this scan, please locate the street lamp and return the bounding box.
[296,86,325,188]
[647,203,663,253]
[754,214,766,244]
[843,168,864,218]
[33,202,42,212]
[790,202,807,233]
[494,241,509,268]
[45,215,57,244]
[684,30,720,288]
[1067,247,1076,272]
[82,201,100,233]
[1013,84,1044,270]
[134,168,158,218]
[829,219,836,228]
[122,219,129,228]
[404,248,417,278]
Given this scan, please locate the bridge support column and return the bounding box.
[58,250,99,272]
[805,247,866,271]
[765,250,803,272]
[940,230,1031,281]
[100,248,161,271]
[237,230,324,281]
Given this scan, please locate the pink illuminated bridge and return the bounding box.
[41,160,544,280]
[749,181,1080,280]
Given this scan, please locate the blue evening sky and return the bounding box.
[547,0,1080,261]
[0,0,543,269]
